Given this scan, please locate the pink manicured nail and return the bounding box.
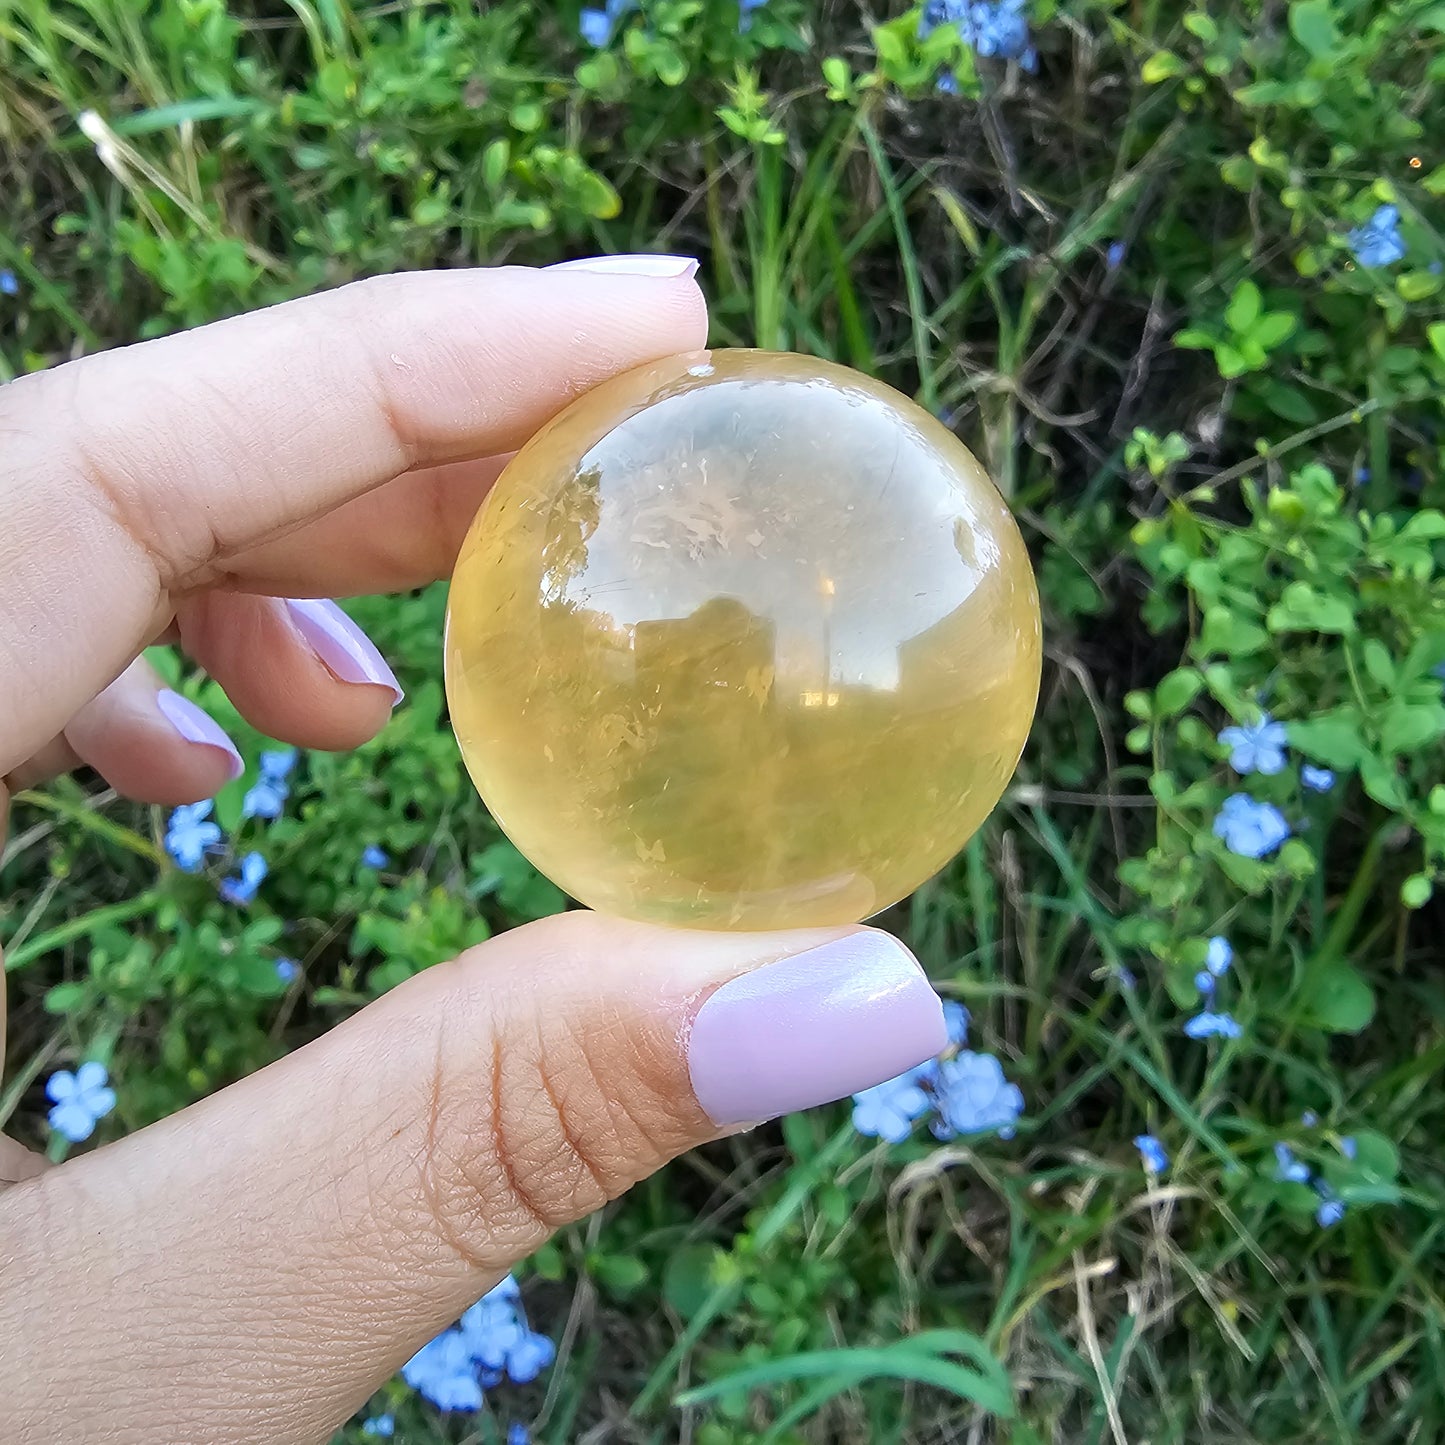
[155,689,243,780]
[284,599,403,706]
[687,934,947,1127]
[547,254,699,278]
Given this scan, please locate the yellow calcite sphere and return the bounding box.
[445,350,1041,931]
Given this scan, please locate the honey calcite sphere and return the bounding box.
[445,350,1041,931]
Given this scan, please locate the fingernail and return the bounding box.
[284,599,404,706]
[547,254,699,279]
[687,933,947,1127]
[155,690,244,780]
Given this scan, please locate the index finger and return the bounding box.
[0,262,706,773]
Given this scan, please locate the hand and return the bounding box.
[0,262,947,1444]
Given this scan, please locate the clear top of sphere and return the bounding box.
[445,349,1041,931]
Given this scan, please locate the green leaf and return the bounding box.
[1225,280,1263,334]
[1142,50,1184,82]
[1251,311,1296,348]
[1377,701,1445,755]
[1362,639,1396,687]
[1215,343,1248,378]
[1299,960,1375,1033]
[1287,712,1365,768]
[1401,873,1433,908]
[1154,668,1204,718]
[1199,606,1270,657]
[1428,322,1445,364]
[592,1253,649,1297]
[1399,271,1443,302]
[1266,582,1355,634]
[1289,0,1339,57]
[1359,753,1407,808]
[663,1245,722,1319]
[43,981,89,1015]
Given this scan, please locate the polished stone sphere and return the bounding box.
[445,350,1041,931]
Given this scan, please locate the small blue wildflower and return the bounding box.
[0,269,17,296]
[164,800,222,871]
[1347,204,1406,268]
[963,0,1036,67]
[505,1330,556,1385]
[918,0,963,37]
[1353,466,1370,486]
[1315,1184,1346,1228]
[1340,1135,1357,1161]
[936,71,960,94]
[402,1329,483,1412]
[259,748,297,781]
[46,1062,117,1143]
[1134,1134,1168,1173]
[1105,240,1127,270]
[1205,936,1233,978]
[942,999,970,1047]
[930,1051,1024,1140]
[1183,1011,1243,1040]
[1430,260,1443,275]
[851,1067,934,1144]
[1301,764,1335,793]
[219,851,268,905]
[1218,714,1288,775]
[361,844,390,869]
[509,1427,531,1445]
[360,1416,394,1438]
[242,779,288,820]
[1302,1110,1319,1127]
[1273,1142,1311,1184]
[1213,794,1290,859]
[1194,970,1216,997]
[579,0,635,46]
[275,958,299,983]
[738,0,767,30]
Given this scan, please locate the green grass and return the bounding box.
[3,0,1445,1441]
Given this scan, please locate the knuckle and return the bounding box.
[415,994,685,1267]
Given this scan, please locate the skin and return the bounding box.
[0,268,879,1443]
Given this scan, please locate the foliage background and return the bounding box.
[2,0,1444,1439]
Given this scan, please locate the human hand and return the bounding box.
[0,261,947,1443]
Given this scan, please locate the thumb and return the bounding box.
[0,913,944,1444]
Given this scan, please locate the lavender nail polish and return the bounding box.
[686,934,947,1127]
[284,599,403,706]
[546,254,700,279]
[155,689,244,780]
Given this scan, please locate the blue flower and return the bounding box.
[1213,794,1290,859]
[918,0,963,37]
[942,999,970,1047]
[1347,205,1406,268]
[1354,466,1370,486]
[1218,715,1288,775]
[1134,1134,1168,1173]
[46,1062,117,1142]
[361,844,390,869]
[1205,936,1233,977]
[1183,1011,1243,1040]
[579,0,635,45]
[1315,1184,1345,1228]
[1340,1135,1357,1160]
[219,851,268,905]
[456,1274,556,1386]
[505,1330,556,1385]
[851,1067,934,1144]
[360,1416,394,1438]
[738,0,767,30]
[508,1427,531,1445]
[1194,970,1216,997]
[1301,764,1335,792]
[936,71,960,94]
[0,268,17,296]
[1301,1110,1319,1127]
[259,748,297,781]
[1273,1142,1311,1184]
[402,1329,484,1412]
[275,958,299,983]
[930,1051,1024,1140]
[164,800,222,871]
[242,779,288,820]
[1105,240,1127,270]
[963,0,1037,67]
